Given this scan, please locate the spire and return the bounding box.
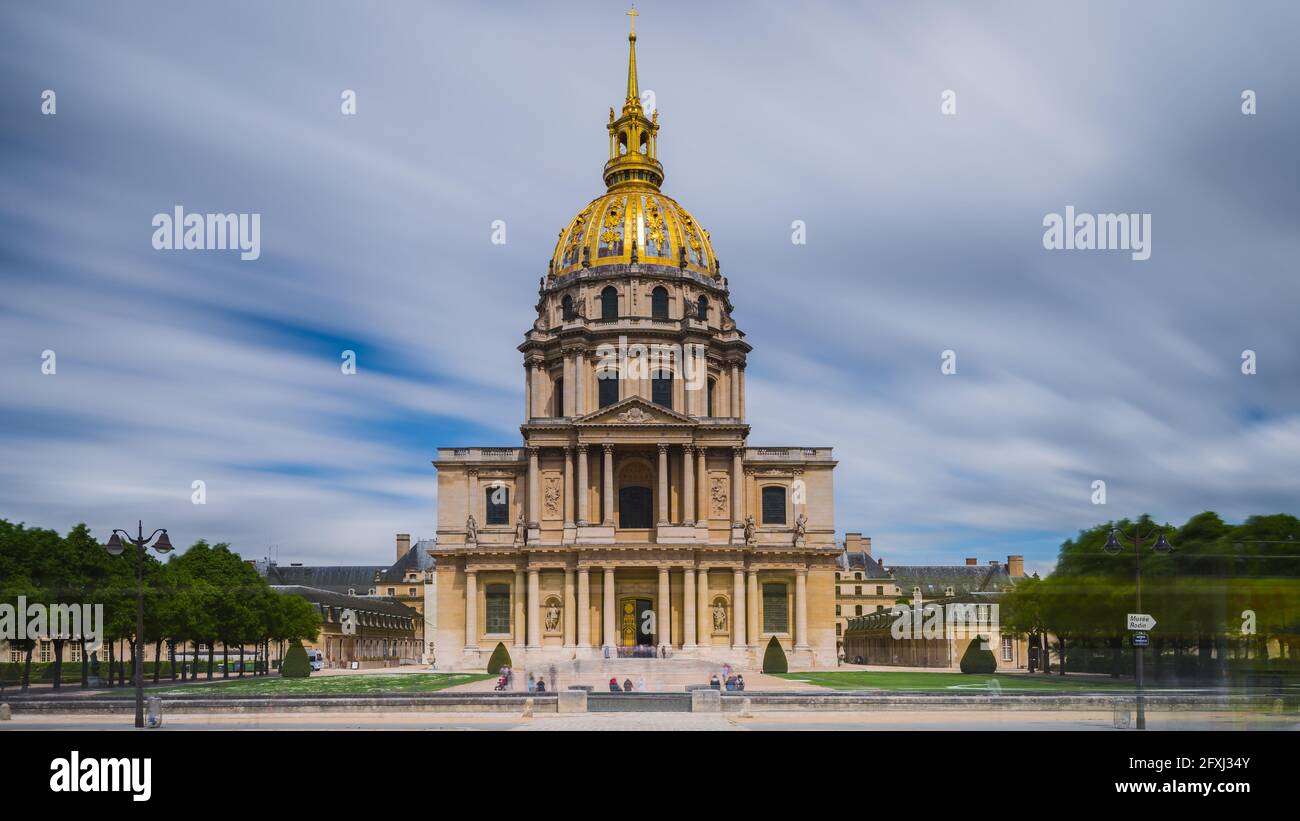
[604,7,663,192]
[625,6,640,109]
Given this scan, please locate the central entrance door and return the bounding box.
[620,597,655,646]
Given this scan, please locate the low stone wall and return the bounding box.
[720,691,1299,712]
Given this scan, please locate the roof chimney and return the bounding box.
[862,536,872,557]
[845,532,862,553]
[396,533,411,561]
[877,558,884,568]
[989,560,1000,568]
[1007,555,1025,578]
[965,557,977,566]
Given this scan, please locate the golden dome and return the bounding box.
[550,190,717,278]
[549,9,719,281]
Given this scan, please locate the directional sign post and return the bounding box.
[1127,613,1156,631]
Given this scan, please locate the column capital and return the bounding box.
[603,443,615,454]
[657,442,670,454]
[682,443,694,455]
[576,442,588,454]
[466,467,479,478]
[696,445,707,456]
[732,446,745,457]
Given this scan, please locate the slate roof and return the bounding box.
[272,585,418,619]
[836,550,893,579]
[885,564,1018,598]
[261,545,435,593]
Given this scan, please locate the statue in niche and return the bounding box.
[545,600,561,632]
[710,478,728,517]
[744,515,757,546]
[465,515,478,544]
[793,512,807,545]
[712,601,728,632]
[515,518,526,544]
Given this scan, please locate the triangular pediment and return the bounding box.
[575,396,697,426]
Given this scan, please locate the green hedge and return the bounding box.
[280,641,311,678]
[762,636,788,674]
[486,642,512,675]
[959,637,997,674]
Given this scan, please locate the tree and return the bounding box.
[486,642,511,675]
[280,640,311,678]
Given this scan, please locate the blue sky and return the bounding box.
[2,1,1298,575]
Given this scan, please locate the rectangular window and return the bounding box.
[855,586,861,595]
[485,485,510,526]
[409,588,417,597]
[761,486,787,525]
[762,583,789,634]
[598,374,619,408]
[876,586,884,596]
[485,584,510,634]
[651,375,672,408]
[1001,636,1013,662]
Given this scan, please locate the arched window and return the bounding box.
[707,378,716,417]
[761,486,787,525]
[652,372,673,408]
[696,295,708,321]
[618,486,653,529]
[598,371,619,408]
[554,376,564,416]
[561,294,575,321]
[639,131,649,155]
[601,286,619,320]
[485,485,509,526]
[618,131,628,156]
[651,286,669,320]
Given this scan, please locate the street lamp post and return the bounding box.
[104,520,173,728]
[1103,524,1172,730]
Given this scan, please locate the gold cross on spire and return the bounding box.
[627,6,638,34]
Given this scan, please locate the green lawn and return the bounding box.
[153,672,492,696]
[774,671,1132,692]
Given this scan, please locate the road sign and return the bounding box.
[1132,632,1149,647]
[1127,613,1156,630]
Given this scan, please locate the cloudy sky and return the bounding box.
[2,1,1297,574]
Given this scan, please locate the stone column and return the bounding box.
[563,568,576,648]
[576,444,590,525]
[747,569,759,647]
[577,567,592,647]
[574,351,586,416]
[563,447,575,528]
[795,568,809,650]
[731,447,745,527]
[464,569,478,649]
[602,444,615,525]
[696,447,708,525]
[524,365,532,420]
[563,353,575,417]
[602,566,616,650]
[514,568,526,647]
[696,567,711,646]
[732,568,747,647]
[683,565,697,648]
[682,445,695,525]
[656,566,671,647]
[657,443,670,525]
[527,568,541,648]
[527,447,541,528]
[738,365,746,421]
[730,363,740,417]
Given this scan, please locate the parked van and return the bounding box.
[305,649,324,672]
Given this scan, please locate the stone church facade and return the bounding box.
[431,16,840,671]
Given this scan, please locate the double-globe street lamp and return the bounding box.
[104,520,173,728]
[1103,524,1172,730]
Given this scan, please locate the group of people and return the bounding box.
[494,666,553,693]
[608,676,647,692]
[708,672,745,691]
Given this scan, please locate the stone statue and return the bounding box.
[465,514,478,544]
[545,601,561,632]
[515,519,526,544]
[793,512,807,545]
[712,602,728,632]
[744,515,756,546]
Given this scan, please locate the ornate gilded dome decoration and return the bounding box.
[549,8,719,280]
